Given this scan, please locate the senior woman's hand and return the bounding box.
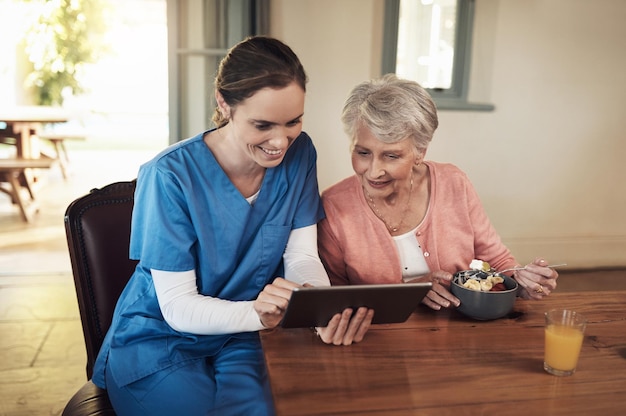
[513,258,559,300]
[408,270,460,311]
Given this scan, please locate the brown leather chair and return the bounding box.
[62,180,138,416]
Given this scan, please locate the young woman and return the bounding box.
[93,36,372,416]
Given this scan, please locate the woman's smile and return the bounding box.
[366,178,392,189]
[258,145,284,158]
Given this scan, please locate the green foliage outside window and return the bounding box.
[22,0,109,106]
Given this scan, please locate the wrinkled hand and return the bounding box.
[316,307,374,346]
[253,277,298,329]
[514,258,559,300]
[408,271,460,311]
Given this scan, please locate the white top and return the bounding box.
[152,224,329,335]
[393,227,431,280]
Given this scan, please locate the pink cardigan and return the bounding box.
[318,161,517,285]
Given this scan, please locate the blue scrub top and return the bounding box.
[92,130,324,388]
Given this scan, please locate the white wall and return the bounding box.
[271,0,626,268]
[270,0,385,189]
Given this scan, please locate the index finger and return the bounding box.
[271,277,301,290]
[260,279,298,306]
[524,263,557,279]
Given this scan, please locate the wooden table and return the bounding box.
[261,291,626,415]
[0,106,69,158]
[1,106,70,221]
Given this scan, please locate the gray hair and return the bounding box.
[341,74,438,150]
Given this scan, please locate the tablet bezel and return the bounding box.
[279,282,432,328]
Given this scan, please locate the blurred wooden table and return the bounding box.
[0,106,69,158]
[261,291,626,415]
[0,106,69,221]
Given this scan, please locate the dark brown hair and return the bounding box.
[212,36,308,127]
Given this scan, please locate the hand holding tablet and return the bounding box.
[280,282,432,328]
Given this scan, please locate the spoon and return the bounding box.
[499,263,567,274]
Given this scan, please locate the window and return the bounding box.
[166,0,269,142]
[382,0,493,111]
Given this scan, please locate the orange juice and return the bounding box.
[544,324,584,371]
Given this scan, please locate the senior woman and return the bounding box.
[318,74,558,310]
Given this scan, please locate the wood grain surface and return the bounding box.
[261,291,626,415]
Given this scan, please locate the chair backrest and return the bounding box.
[64,180,138,380]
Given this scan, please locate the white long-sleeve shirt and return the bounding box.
[152,224,329,335]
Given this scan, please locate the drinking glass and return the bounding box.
[544,309,587,376]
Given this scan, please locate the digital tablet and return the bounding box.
[280,282,432,328]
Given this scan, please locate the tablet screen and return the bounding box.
[280,282,432,328]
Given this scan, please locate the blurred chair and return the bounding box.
[62,180,138,416]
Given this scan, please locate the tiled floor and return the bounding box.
[0,148,157,416]
[1,148,625,415]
